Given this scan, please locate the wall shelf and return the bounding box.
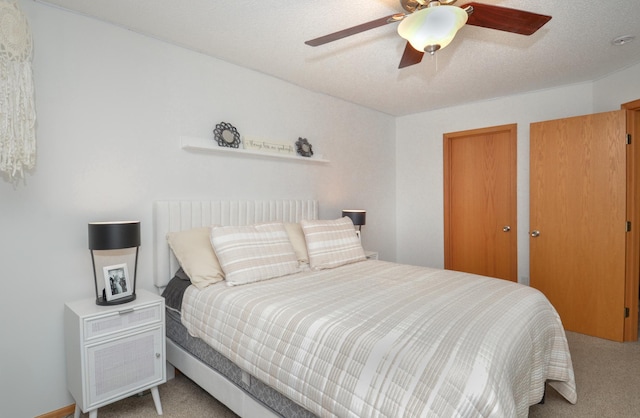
[181,136,330,164]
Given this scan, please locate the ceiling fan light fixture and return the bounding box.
[397,4,468,54]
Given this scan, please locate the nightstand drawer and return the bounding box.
[84,302,162,341]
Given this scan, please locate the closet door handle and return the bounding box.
[530,230,540,237]
[503,226,511,232]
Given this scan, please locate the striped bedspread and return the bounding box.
[182,260,577,417]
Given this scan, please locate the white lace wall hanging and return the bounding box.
[0,0,36,182]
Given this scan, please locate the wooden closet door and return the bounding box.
[444,124,517,282]
[530,110,626,341]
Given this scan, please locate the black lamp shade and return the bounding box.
[89,221,140,250]
[342,210,366,226]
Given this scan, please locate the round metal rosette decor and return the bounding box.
[213,122,241,148]
[295,137,313,157]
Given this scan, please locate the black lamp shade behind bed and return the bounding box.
[342,209,366,232]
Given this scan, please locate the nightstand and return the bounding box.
[364,250,379,260]
[64,289,166,418]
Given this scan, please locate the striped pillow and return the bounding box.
[210,222,301,286]
[301,217,366,270]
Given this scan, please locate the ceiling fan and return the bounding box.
[304,0,551,68]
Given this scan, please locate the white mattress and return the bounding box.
[181,260,577,417]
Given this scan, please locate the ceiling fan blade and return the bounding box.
[460,2,551,35]
[398,42,424,69]
[305,14,404,47]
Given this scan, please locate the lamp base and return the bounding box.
[96,293,137,306]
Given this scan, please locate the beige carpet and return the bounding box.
[71,372,239,418]
[529,331,640,417]
[71,331,640,417]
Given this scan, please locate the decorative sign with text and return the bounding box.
[243,137,295,156]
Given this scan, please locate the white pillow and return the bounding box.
[284,222,309,264]
[166,227,224,289]
[210,222,301,286]
[300,217,366,270]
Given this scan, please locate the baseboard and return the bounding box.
[35,404,75,418]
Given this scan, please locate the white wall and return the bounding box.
[396,61,640,283]
[0,1,396,416]
[593,62,640,112]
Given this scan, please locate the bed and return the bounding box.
[153,199,577,418]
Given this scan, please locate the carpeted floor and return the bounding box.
[529,331,640,417]
[71,331,640,417]
[71,372,239,418]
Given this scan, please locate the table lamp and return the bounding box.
[88,221,140,305]
[342,209,366,238]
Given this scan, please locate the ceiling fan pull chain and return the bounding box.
[429,51,438,72]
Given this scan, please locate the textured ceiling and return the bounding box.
[35,0,640,116]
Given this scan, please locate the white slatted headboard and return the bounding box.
[153,200,319,289]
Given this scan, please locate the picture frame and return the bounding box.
[103,263,133,302]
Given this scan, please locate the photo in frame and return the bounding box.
[103,263,133,301]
